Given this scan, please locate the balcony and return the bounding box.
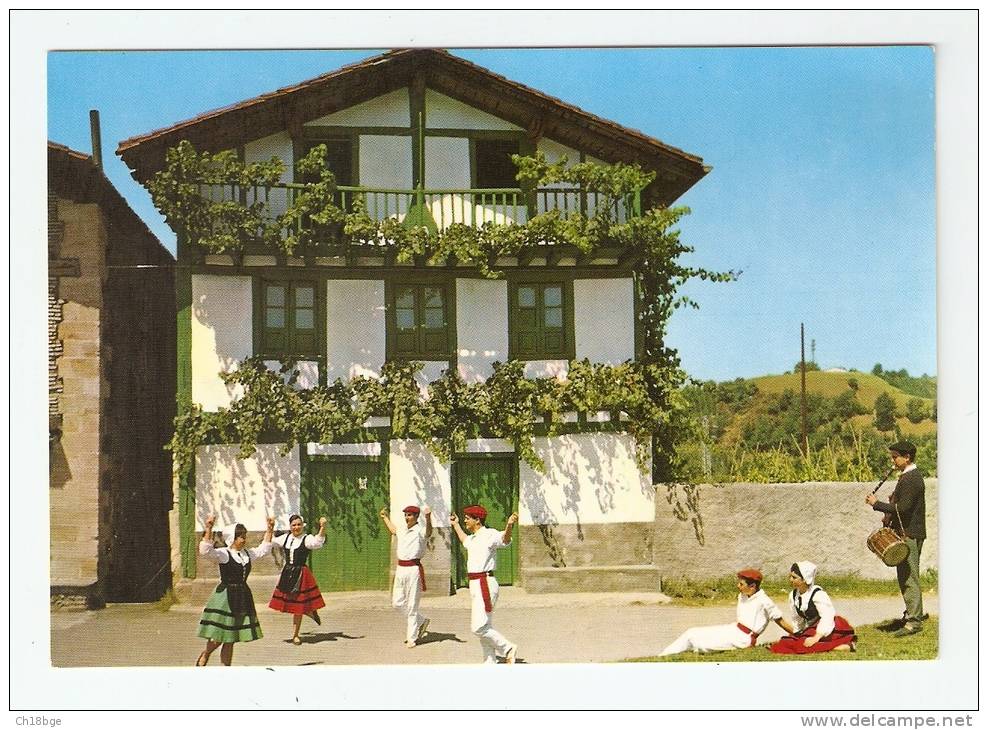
[193,181,644,266]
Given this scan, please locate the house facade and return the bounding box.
[118,49,708,593]
[49,141,176,606]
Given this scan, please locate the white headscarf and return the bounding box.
[222,525,239,548]
[794,560,818,586]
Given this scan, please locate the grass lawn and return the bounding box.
[661,572,938,606]
[625,616,938,662]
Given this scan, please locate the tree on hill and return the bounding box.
[905,397,929,424]
[869,363,937,399]
[873,392,898,431]
[847,377,859,392]
[793,360,820,373]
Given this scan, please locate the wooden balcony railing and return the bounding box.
[199,182,643,247]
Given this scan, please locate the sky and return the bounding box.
[47,46,936,383]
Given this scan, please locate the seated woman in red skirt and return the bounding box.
[269,514,327,645]
[771,561,857,654]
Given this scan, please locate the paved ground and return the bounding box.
[50,588,938,667]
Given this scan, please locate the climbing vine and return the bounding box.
[168,357,672,476]
[154,143,737,483]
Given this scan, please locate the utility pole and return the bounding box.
[811,338,816,365]
[800,323,809,456]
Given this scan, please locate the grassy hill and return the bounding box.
[682,369,937,481]
[749,370,934,411]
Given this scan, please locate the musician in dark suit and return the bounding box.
[865,440,927,637]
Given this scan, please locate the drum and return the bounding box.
[867,527,910,566]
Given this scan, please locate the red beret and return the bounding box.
[402,505,420,515]
[463,505,487,520]
[737,568,763,583]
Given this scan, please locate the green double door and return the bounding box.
[452,456,519,589]
[305,458,391,592]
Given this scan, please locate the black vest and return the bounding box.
[219,550,252,585]
[281,535,311,567]
[792,586,821,623]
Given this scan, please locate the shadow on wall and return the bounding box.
[521,433,655,566]
[401,445,449,525]
[663,482,705,546]
[197,446,300,531]
[192,293,248,403]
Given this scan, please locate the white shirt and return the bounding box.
[735,589,783,635]
[396,523,427,561]
[464,526,510,574]
[277,532,325,564]
[790,584,837,637]
[199,538,273,565]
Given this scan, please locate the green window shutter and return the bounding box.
[420,285,447,356]
[393,285,418,357]
[293,283,317,355]
[514,284,540,358]
[263,282,288,355]
[542,284,565,356]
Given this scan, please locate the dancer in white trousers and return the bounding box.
[660,568,794,656]
[379,504,432,647]
[450,505,519,664]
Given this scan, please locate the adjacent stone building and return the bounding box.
[48,141,176,607]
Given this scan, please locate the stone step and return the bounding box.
[521,564,663,593]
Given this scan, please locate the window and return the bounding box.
[510,281,573,360]
[388,283,450,360]
[474,139,522,189]
[297,139,354,211]
[259,280,319,358]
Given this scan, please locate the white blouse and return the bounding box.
[199,538,273,565]
[790,584,837,637]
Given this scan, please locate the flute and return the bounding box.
[870,467,896,495]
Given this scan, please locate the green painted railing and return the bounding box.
[200,182,642,243]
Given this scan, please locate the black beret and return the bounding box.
[888,440,917,458]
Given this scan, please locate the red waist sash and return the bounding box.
[736,622,760,646]
[398,559,426,591]
[468,571,495,612]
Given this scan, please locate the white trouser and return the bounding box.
[660,623,753,656]
[469,575,513,663]
[392,565,426,643]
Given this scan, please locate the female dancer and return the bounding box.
[268,514,328,645]
[195,514,274,666]
[770,561,857,654]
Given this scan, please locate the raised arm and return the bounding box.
[501,512,518,545]
[449,513,468,543]
[423,506,433,538]
[249,516,277,560]
[305,516,328,549]
[198,515,228,563]
[379,507,397,537]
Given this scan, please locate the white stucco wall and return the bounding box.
[519,433,653,526]
[325,279,386,381]
[307,88,410,127]
[417,361,450,393]
[244,131,293,217]
[359,135,413,214]
[264,359,320,390]
[456,278,509,383]
[195,444,300,531]
[523,361,569,379]
[191,275,253,411]
[425,90,522,131]
[574,278,635,364]
[536,138,580,215]
[388,439,452,526]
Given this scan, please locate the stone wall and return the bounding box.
[652,480,938,582]
[49,197,107,605]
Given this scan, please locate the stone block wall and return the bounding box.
[652,480,939,582]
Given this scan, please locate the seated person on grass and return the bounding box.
[770,561,857,654]
[660,568,794,656]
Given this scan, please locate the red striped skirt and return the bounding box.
[770,615,856,654]
[268,566,326,614]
